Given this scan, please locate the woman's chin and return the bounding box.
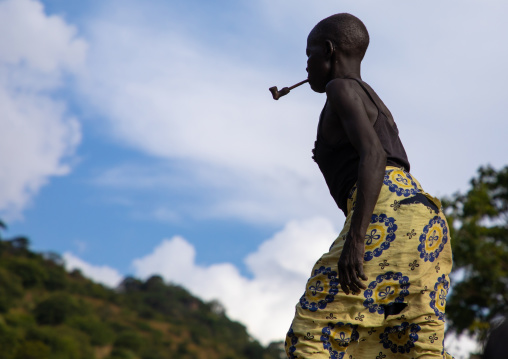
[310,82,326,93]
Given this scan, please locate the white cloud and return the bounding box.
[261,0,508,197]
[73,240,88,254]
[0,0,86,218]
[0,0,86,73]
[77,4,338,225]
[63,251,123,288]
[93,161,338,225]
[62,214,479,355]
[444,332,480,359]
[132,217,338,344]
[80,1,508,226]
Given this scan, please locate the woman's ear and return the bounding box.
[324,39,335,59]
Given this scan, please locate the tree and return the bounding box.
[443,165,508,340]
[33,294,80,325]
[14,341,50,359]
[0,219,6,235]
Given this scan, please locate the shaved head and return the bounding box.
[309,13,369,60]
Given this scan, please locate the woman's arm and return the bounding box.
[325,78,387,295]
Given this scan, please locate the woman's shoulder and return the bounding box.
[325,78,357,95]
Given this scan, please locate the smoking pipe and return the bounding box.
[269,79,308,100]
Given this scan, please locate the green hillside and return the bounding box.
[0,223,284,359]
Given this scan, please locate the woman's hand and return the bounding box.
[338,232,368,295]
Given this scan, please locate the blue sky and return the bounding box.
[1,0,507,354]
[5,0,281,273]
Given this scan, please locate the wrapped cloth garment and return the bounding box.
[285,167,454,359]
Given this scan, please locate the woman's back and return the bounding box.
[312,78,410,214]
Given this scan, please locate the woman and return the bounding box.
[285,13,454,359]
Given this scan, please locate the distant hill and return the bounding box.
[0,223,285,359]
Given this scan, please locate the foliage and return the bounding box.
[0,225,285,359]
[0,267,23,313]
[67,316,115,346]
[14,340,50,359]
[33,294,85,325]
[443,165,508,339]
[114,331,144,353]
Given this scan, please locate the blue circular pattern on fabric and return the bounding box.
[418,216,448,262]
[383,169,420,197]
[363,271,410,314]
[379,322,421,354]
[429,274,449,321]
[364,213,398,261]
[320,322,359,359]
[285,327,298,359]
[299,266,339,312]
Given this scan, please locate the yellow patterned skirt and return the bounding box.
[285,167,454,359]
